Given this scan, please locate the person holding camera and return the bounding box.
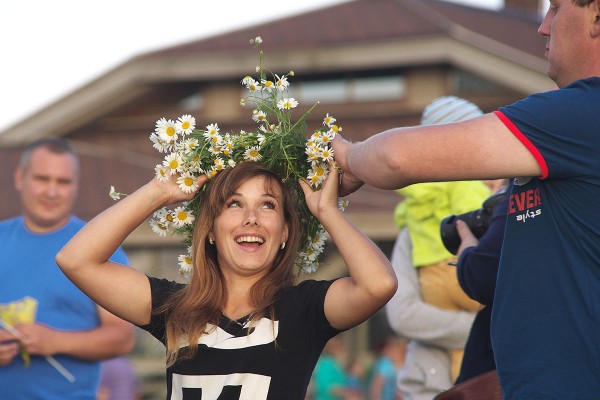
[389,96,490,387]
[452,179,510,384]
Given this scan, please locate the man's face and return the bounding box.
[14,147,79,233]
[538,0,599,88]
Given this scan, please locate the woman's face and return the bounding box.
[210,175,289,280]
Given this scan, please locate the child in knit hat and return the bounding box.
[394,96,491,382]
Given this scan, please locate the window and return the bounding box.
[352,76,406,102]
[290,75,406,104]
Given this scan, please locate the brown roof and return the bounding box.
[141,0,544,61]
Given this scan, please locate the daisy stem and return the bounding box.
[288,101,320,134]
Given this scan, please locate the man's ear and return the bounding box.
[14,168,23,192]
[591,0,600,38]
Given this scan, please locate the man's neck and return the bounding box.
[23,215,71,234]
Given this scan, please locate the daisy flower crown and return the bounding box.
[110,37,348,277]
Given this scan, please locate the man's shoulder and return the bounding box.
[68,215,86,227]
[0,216,23,231]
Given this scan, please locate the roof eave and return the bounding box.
[0,36,551,146]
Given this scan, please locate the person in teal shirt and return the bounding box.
[313,336,353,400]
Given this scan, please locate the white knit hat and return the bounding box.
[420,96,483,126]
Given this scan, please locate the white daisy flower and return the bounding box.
[323,113,336,126]
[305,147,321,162]
[320,147,334,162]
[309,146,323,160]
[179,264,192,280]
[213,157,226,171]
[307,164,327,187]
[241,76,253,85]
[254,36,263,44]
[154,164,170,182]
[277,98,299,110]
[188,154,202,172]
[314,164,327,178]
[307,172,322,187]
[205,133,223,146]
[150,218,170,237]
[320,132,334,144]
[156,207,174,224]
[172,206,195,228]
[245,78,261,92]
[244,146,262,161]
[328,124,342,136]
[109,186,121,201]
[257,134,266,146]
[223,138,234,151]
[311,230,327,250]
[252,110,267,123]
[156,117,178,143]
[181,138,199,154]
[149,132,172,153]
[301,246,319,262]
[178,253,193,272]
[275,74,290,91]
[227,159,237,168]
[176,172,199,194]
[163,153,185,174]
[176,114,196,135]
[262,80,274,93]
[338,200,350,212]
[220,139,234,157]
[209,145,222,155]
[150,208,173,236]
[205,123,220,137]
[206,167,219,179]
[300,263,317,274]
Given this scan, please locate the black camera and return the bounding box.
[440,192,505,255]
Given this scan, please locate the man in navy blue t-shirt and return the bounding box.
[332,1,600,398]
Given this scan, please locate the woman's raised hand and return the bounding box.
[299,164,340,221]
[150,173,209,207]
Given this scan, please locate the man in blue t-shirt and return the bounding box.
[332,1,600,397]
[0,138,135,399]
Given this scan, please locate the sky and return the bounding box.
[0,0,507,132]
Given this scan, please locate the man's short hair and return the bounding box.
[19,137,80,175]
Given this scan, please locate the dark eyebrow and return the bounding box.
[231,191,278,199]
[31,173,73,183]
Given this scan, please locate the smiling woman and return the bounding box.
[55,158,397,399]
[55,37,396,399]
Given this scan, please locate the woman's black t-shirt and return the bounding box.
[138,276,340,400]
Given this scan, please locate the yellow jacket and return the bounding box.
[395,181,491,267]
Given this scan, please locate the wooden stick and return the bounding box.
[0,319,75,382]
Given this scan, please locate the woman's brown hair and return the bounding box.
[161,161,301,365]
